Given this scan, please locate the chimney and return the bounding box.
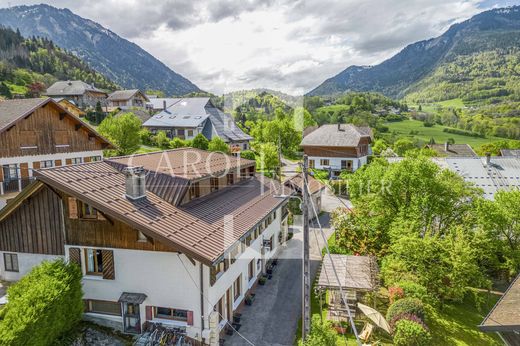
[485,153,491,166]
[445,142,449,152]
[163,100,167,110]
[123,166,146,200]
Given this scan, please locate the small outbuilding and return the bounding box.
[283,173,326,217]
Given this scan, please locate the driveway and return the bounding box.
[224,213,334,346]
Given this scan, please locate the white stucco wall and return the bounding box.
[0,251,64,281]
[308,155,368,172]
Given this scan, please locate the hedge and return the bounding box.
[0,259,83,345]
[442,127,485,138]
[386,297,426,322]
[393,319,432,346]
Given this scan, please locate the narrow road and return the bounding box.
[224,212,335,346]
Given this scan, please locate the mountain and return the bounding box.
[0,26,117,98]
[308,6,520,102]
[0,4,199,96]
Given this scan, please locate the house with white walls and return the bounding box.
[300,124,373,176]
[0,148,291,344]
[0,98,113,210]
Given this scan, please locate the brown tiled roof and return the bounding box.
[0,98,114,149]
[284,173,326,195]
[107,148,255,181]
[427,144,477,157]
[34,161,290,265]
[479,273,520,332]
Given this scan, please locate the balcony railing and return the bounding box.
[0,177,35,195]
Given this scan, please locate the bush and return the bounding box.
[397,281,433,305]
[139,128,153,146]
[191,133,209,150]
[240,150,256,160]
[386,297,426,322]
[389,286,405,304]
[299,316,337,346]
[153,130,171,149]
[0,259,83,345]
[442,127,485,138]
[170,137,187,149]
[389,312,426,332]
[393,319,431,346]
[208,137,230,153]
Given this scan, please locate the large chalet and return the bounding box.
[0,148,291,344]
[0,98,113,209]
[45,81,108,108]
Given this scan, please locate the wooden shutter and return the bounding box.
[187,311,194,326]
[65,158,72,165]
[69,247,81,267]
[20,163,29,178]
[102,250,115,280]
[0,167,3,182]
[146,306,153,321]
[210,266,217,286]
[68,197,78,219]
[84,156,91,163]
[55,159,62,167]
[32,161,40,170]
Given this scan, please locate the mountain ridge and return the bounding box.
[0,4,200,96]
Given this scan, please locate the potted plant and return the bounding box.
[259,276,267,285]
[245,294,256,306]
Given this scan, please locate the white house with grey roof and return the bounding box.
[143,98,252,151]
[300,124,372,175]
[45,80,108,109]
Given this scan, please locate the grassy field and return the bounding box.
[385,119,502,147]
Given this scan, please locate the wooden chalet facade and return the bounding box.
[0,148,291,344]
[107,89,149,109]
[0,98,113,209]
[45,81,108,109]
[300,124,373,175]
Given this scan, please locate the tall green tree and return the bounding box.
[255,142,279,172]
[98,113,142,155]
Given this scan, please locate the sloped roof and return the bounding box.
[34,161,290,265]
[0,98,114,149]
[147,97,182,110]
[107,147,255,181]
[205,107,252,142]
[300,124,372,147]
[501,149,520,157]
[479,273,520,332]
[427,144,477,157]
[284,173,326,195]
[143,98,211,128]
[45,80,106,96]
[108,89,149,102]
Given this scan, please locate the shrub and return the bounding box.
[0,259,83,345]
[208,137,230,153]
[153,130,171,149]
[389,312,427,332]
[240,150,256,160]
[386,297,426,322]
[398,281,433,305]
[139,128,153,146]
[393,319,431,346]
[389,286,405,304]
[299,316,337,346]
[170,137,187,149]
[191,133,209,150]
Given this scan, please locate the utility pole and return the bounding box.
[277,133,282,182]
[302,154,311,340]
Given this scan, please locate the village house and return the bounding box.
[54,98,86,118]
[300,124,373,175]
[45,80,108,109]
[0,98,113,209]
[0,148,291,344]
[107,89,149,109]
[143,98,252,152]
[426,143,477,157]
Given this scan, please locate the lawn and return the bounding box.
[385,119,502,147]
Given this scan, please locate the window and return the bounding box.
[215,260,225,278]
[248,260,254,281]
[79,202,98,219]
[189,182,200,199]
[309,160,315,169]
[84,299,121,316]
[178,129,185,136]
[41,160,54,168]
[4,253,18,272]
[90,156,102,162]
[210,177,219,192]
[71,157,83,165]
[2,164,18,181]
[227,173,234,185]
[154,307,188,321]
[341,160,347,170]
[187,129,194,137]
[320,159,330,166]
[233,275,241,301]
[85,249,104,275]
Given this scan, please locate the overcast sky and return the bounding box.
[1,0,519,95]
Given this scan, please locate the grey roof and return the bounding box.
[446,157,520,199]
[479,273,520,332]
[0,98,48,132]
[143,97,211,128]
[146,97,182,110]
[427,144,477,157]
[45,80,106,96]
[317,254,378,291]
[205,107,252,142]
[108,89,148,102]
[300,124,372,147]
[501,149,520,157]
